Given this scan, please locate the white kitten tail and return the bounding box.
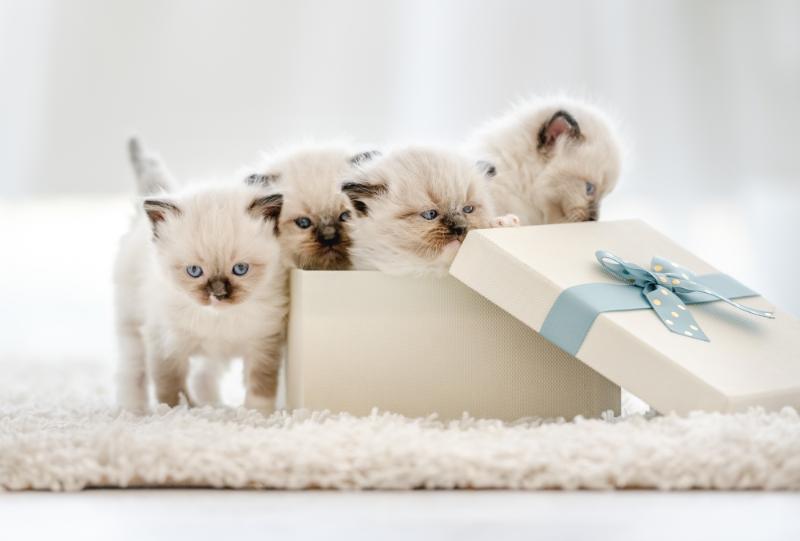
[128,137,177,195]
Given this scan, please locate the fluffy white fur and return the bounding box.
[246,144,379,270]
[470,97,623,225]
[114,183,288,414]
[344,147,516,276]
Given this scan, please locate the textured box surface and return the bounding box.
[450,220,800,414]
[287,271,620,421]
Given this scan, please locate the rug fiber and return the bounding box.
[2,358,800,491]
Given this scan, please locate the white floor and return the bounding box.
[2,490,799,541]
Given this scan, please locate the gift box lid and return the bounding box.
[450,219,800,414]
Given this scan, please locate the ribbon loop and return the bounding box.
[594,250,774,342]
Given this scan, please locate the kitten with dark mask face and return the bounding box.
[470,97,623,225]
[245,145,380,270]
[342,147,518,276]
[114,182,288,414]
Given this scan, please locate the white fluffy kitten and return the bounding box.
[470,97,623,225]
[114,182,288,414]
[343,146,518,276]
[244,145,380,270]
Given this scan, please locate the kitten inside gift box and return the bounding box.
[115,97,622,418]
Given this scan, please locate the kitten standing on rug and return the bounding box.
[244,145,380,270]
[469,97,623,225]
[342,146,519,276]
[114,179,288,414]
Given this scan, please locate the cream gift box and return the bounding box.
[450,219,800,415]
[286,271,620,421]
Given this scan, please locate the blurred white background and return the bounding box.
[0,0,798,363]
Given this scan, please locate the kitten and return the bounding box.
[469,97,623,225]
[342,146,518,276]
[244,145,380,270]
[114,182,288,414]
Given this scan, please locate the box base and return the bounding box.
[287,271,620,421]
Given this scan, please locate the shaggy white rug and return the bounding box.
[2,357,800,492]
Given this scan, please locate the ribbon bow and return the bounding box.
[595,250,774,341]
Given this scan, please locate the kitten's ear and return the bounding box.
[350,150,382,166]
[341,181,387,216]
[245,172,281,186]
[143,198,181,237]
[537,110,581,152]
[248,193,284,225]
[476,160,497,178]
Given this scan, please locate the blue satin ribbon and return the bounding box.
[539,251,775,356]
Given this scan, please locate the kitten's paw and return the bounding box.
[490,214,520,228]
[118,402,150,415]
[244,394,275,416]
[117,378,150,414]
[178,391,197,408]
[117,395,150,415]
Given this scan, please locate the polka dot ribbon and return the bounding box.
[595,250,775,342]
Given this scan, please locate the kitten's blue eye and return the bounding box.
[585,181,596,196]
[232,262,249,276]
[186,265,203,278]
[462,205,474,214]
[295,217,312,229]
[420,209,438,220]
[339,211,351,222]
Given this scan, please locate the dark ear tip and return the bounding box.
[249,192,283,206]
[341,180,387,197]
[350,150,382,166]
[552,109,578,124]
[248,193,284,223]
[143,198,180,212]
[537,109,581,150]
[143,198,180,233]
[341,181,366,195]
[245,173,280,186]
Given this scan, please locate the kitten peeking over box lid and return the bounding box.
[451,219,800,415]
